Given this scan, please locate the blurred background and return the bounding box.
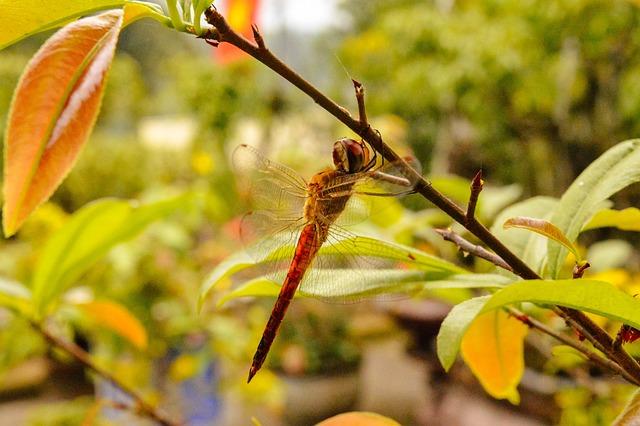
[2,0,640,424]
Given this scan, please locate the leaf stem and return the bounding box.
[166,0,186,31]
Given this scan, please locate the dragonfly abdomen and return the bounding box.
[247,223,320,383]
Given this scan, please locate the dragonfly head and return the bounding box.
[333,138,372,173]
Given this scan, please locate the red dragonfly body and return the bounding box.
[238,138,415,382]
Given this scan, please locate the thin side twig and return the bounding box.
[352,79,368,131]
[200,7,640,384]
[466,169,483,222]
[434,228,513,272]
[31,321,179,426]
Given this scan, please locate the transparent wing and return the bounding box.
[233,144,308,218]
[233,143,309,251]
[321,156,422,200]
[331,156,422,227]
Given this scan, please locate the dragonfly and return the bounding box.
[234,138,420,383]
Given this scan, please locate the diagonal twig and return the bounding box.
[31,320,179,426]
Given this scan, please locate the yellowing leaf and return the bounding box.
[583,208,640,232]
[78,300,148,349]
[3,10,124,236]
[460,309,528,404]
[503,216,580,261]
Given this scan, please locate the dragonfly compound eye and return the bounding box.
[333,138,365,173]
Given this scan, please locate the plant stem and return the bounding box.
[30,320,179,426]
[506,307,640,386]
[201,7,640,385]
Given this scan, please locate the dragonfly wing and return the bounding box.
[298,226,415,303]
[240,222,301,285]
[353,155,422,196]
[233,144,308,216]
[233,144,310,283]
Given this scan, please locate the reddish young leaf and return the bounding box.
[503,216,581,261]
[3,10,124,236]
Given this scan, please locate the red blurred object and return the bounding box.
[620,324,640,344]
[213,0,260,63]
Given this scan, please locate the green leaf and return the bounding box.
[0,278,32,315]
[32,195,188,314]
[437,296,490,372]
[548,140,640,278]
[481,279,640,329]
[491,196,557,275]
[122,1,170,27]
[0,0,125,50]
[217,273,510,306]
[583,208,640,232]
[199,235,466,307]
[503,217,580,261]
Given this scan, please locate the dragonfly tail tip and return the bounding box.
[247,366,258,383]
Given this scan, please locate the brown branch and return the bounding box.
[31,320,179,426]
[507,308,640,386]
[201,7,640,385]
[466,169,483,222]
[434,228,512,272]
[573,261,591,279]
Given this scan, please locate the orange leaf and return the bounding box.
[316,412,401,426]
[503,216,580,261]
[3,10,124,236]
[461,309,528,404]
[78,300,148,350]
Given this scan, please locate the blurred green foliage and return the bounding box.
[338,0,640,195]
[268,303,361,376]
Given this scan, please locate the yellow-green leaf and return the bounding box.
[3,10,124,236]
[503,216,580,261]
[77,300,147,349]
[123,1,170,26]
[583,208,640,232]
[460,309,528,404]
[0,0,128,50]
